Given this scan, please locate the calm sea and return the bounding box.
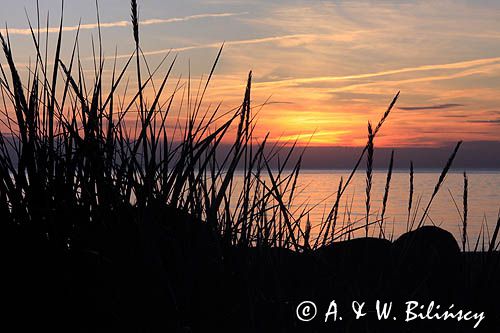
[236,169,500,247]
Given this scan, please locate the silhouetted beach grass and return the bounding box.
[0,1,499,332]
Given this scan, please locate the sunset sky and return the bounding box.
[2,0,500,147]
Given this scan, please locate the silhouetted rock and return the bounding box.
[316,237,393,268]
[313,238,393,303]
[393,226,461,299]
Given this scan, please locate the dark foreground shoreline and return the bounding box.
[3,210,499,333]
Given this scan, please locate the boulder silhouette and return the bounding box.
[393,226,460,299]
[314,237,393,300]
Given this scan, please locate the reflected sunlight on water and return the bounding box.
[235,170,500,244]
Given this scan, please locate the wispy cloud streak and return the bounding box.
[252,57,500,88]
[399,104,464,111]
[115,33,329,59]
[466,118,500,124]
[1,12,246,36]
